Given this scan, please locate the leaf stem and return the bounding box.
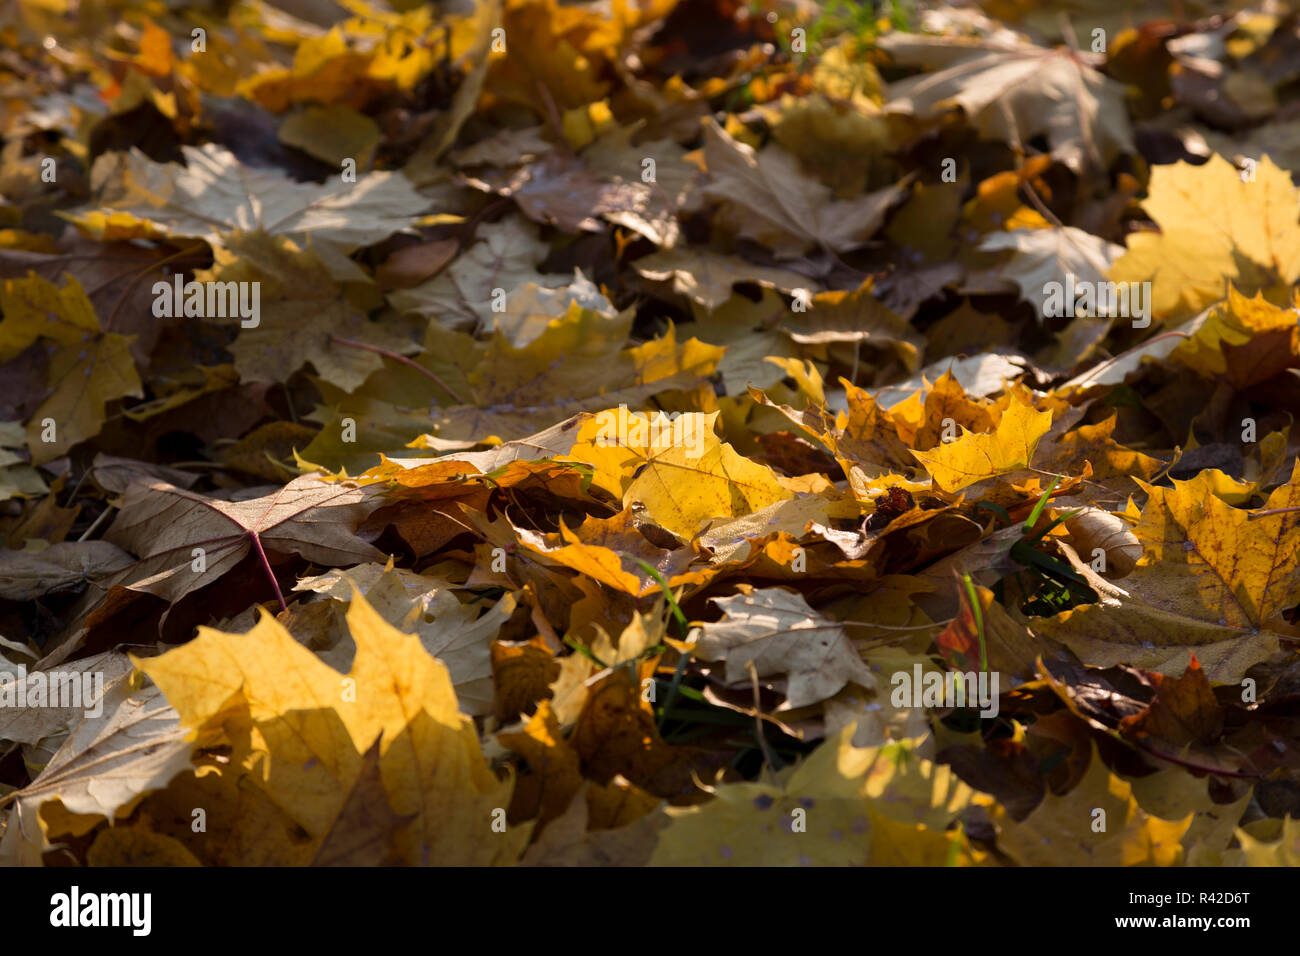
[248,530,288,612]
[1248,506,1300,519]
[104,244,208,332]
[328,335,466,404]
[1072,330,1191,392]
[76,506,114,543]
[746,660,781,774]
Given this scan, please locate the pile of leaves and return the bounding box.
[2,0,1300,866]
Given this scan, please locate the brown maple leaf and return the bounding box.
[104,475,386,607]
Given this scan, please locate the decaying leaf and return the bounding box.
[73,144,425,251]
[880,32,1134,171]
[694,588,876,711]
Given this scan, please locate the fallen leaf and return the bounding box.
[911,393,1053,492]
[104,475,385,604]
[695,587,877,711]
[134,589,530,864]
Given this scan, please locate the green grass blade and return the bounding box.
[961,573,988,673]
[1021,474,1062,536]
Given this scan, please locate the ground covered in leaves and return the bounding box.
[2,0,1300,866]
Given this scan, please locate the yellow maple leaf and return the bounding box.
[1035,413,1165,487]
[994,744,1191,865]
[910,394,1052,492]
[415,315,719,445]
[1237,817,1300,866]
[497,700,584,826]
[894,370,996,449]
[237,28,380,113]
[0,273,99,359]
[1129,460,1300,629]
[1109,153,1300,319]
[650,728,985,865]
[1029,461,1300,682]
[1169,285,1299,383]
[1032,599,1278,684]
[132,19,175,77]
[561,407,697,498]
[566,408,792,540]
[0,275,143,464]
[134,589,529,865]
[1129,767,1250,856]
[484,0,611,113]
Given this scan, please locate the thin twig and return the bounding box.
[76,506,114,543]
[65,466,91,505]
[282,382,299,424]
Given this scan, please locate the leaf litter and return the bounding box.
[0,0,1299,867]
